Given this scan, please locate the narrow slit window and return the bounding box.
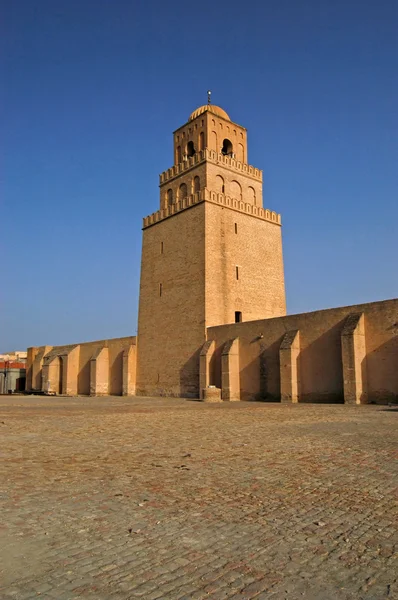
[159,283,162,297]
[235,311,242,323]
[236,266,239,280]
[234,223,238,234]
[160,241,164,254]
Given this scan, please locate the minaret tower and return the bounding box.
[136,98,286,397]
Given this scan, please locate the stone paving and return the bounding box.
[0,396,397,600]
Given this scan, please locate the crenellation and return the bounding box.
[143,188,281,229]
[159,148,262,185]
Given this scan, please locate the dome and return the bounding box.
[188,104,230,122]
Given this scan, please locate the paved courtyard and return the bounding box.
[0,396,397,600]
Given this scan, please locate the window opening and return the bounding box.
[159,283,162,297]
[236,266,239,280]
[234,223,238,234]
[160,242,164,254]
[187,141,196,157]
[221,138,233,156]
[235,311,242,323]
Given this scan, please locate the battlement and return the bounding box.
[159,149,262,185]
[142,188,281,229]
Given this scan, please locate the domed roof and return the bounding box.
[188,104,230,122]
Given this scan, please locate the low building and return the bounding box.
[0,353,26,393]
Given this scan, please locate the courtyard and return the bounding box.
[0,396,397,600]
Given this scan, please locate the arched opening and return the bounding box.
[176,145,182,164]
[167,189,173,206]
[215,175,225,194]
[186,141,196,157]
[193,176,200,193]
[221,138,233,156]
[179,183,187,200]
[199,132,205,151]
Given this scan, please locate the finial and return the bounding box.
[207,90,211,104]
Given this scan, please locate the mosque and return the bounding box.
[25,100,398,404]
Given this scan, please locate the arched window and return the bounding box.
[193,176,200,193]
[231,180,242,200]
[211,131,217,152]
[166,189,173,206]
[216,175,225,194]
[186,141,196,157]
[176,146,182,164]
[248,186,256,205]
[179,183,187,200]
[199,131,205,151]
[221,138,233,156]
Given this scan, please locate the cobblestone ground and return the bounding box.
[0,396,397,600]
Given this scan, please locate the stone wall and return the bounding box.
[26,336,136,396]
[205,298,398,404]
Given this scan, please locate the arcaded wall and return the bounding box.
[207,299,398,403]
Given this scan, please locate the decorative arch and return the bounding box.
[179,183,187,200]
[166,189,173,206]
[248,186,256,205]
[193,176,200,193]
[199,131,205,151]
[215,175,225,194]
[237,143,245,162]
[230,180,242,200]
[211,131,217,152]
[176,146,182,164]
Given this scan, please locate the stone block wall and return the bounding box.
[26,336,136,396]
[207,299,398,404]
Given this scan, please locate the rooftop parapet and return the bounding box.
[159,149,262,185]
[143,188,281,229]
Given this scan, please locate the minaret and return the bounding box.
[136,99,286,397]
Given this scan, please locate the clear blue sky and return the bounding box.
[2,0,397,351]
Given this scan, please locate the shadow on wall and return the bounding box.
[238,337,282,401]
[110,350,123,396]
[298,320,345,404]
[223,319,347,403]
[367,335,398,404]
[179,348,202,398]
[78,360,91,395]
[210,344,222,389]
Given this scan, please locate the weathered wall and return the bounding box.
[26,337,136,396]
[136,203,206,397]
[207,299,398,403]
[204,201,286,328]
